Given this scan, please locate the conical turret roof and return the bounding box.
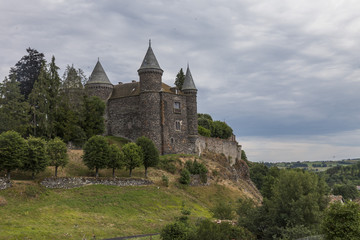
[87,59,112,85]
[182,64,197,91]
[138,40,162,71]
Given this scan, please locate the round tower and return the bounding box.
[182,64,198,150]
[85,59,113,101]
[137,41,163,152]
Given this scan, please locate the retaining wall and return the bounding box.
[41,177,153,189]
[196,136,242,165]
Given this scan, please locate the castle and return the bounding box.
[85,41,198,155]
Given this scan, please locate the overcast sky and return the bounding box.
[1,0,360,162]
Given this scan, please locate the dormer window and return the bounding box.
[174,102,181,114]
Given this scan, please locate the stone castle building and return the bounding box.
[85,41,198,155]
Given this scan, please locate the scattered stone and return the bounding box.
[0,178,11,190]
[40,177,153,189]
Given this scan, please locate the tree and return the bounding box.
[332,184,359,200]
[0,131,27,179]
[211,120,233,139]
[108,144,124,177]
[179,169,191,185]
[0,76,30,135]
[174,68,185,90]
[47,137,68,177]
[198,125,211,137]
[10,48,45,98]
[136,136,159,177]
[212,201,234,220]
[241,150,248,163]
[322,201,360,240]
[80,96,105,139]
[83,135,110,177]
[122,142,143,177]
[23,136,48,179]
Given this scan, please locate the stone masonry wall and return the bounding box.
[41,177,153,189]
[196,136,242,166]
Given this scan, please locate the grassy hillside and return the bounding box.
[0,138,261,240]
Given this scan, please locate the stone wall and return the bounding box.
[41,177,153,189]
[0,178,11,190]
[196,136,242,166]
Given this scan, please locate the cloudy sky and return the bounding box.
[1,0,360,162]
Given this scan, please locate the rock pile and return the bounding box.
[41,177,153,189]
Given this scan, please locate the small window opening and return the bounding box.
[173,102,181,113]
[175,120,181,131]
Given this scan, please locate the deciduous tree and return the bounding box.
[83,135,110,178]
[47,137,68,177]
[136,136,159,177]
[108,144,124,177]
[174,68,185,90]
[0,131,27,179]
[23,136,48,179]
[122,142,142,177]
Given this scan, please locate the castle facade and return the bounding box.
[85,42,198,155]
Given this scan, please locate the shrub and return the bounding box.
[179,169,191,185]
[158,157,177,174]
[162,174,169,187]
[198,125,211,137]
[212,201,234,220]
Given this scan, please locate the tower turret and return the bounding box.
[138,41,163,152]
[183,65,198,148]
[85,59,113,101]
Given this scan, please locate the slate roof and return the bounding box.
[87,60,112,85]
[182,65,197,91]
[138,40,162,71]
[110,82,173,99]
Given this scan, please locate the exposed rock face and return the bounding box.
[0,178,11,190]
[41,177,153,189]
[231,159,250,181]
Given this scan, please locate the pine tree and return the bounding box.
[10,48,45,99]
[0,76,30,135]
[175,68,185,90]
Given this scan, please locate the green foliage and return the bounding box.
[0,131,27,179]
[243,168,328,239]
[160,221,193,240]
[241,150,248,163]
[162,174,169,187]
[158,156,178,174]
[184,159,208,183]
[10,47,45,99]
[174,68,185,90]
[108,144,124,177]
[322,201,360,240]
[332,184,359,200]
[0,76,30,135]
[80,96,105,139]
[47,137,68,177]
[195,219,255,240]
[211,201,234,220]
[136,136,159,177]
[211,121,233,139]
[23,136,48,178]
[122,142,143,177]
[179,169,191,185]
[325,161,360,187]
[198,125,211,137]
[83,135,110,177]
[197,113,233,139]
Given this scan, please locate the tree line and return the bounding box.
[0,48,105,146]
[0,130,159,180]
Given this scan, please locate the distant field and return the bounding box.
[268,158,360,172]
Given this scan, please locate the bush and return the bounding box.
[162,174,169,187]
[158,157,177,174]
[160,221,193,240]
[212,201,234,220]
[179,169,191,185]
[198,125,211,137]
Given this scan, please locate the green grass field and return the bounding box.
[0,182,216,240]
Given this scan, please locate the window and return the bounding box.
[175,120,181,131]
[173,102,181,113]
